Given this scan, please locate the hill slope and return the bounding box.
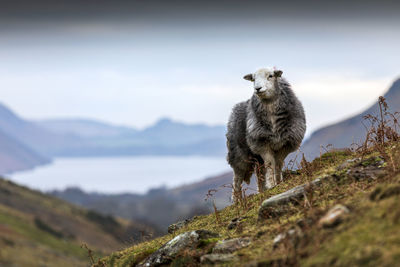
[51,171,246,232]
[0,177,155,267]
[95,140,400,266]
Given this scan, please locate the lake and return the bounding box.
[9,156,230,194]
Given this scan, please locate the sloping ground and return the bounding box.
[51,171,247,233]
[0,178,156,267]
[95,142,400,266]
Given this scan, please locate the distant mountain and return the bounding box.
[136,118,226,146]
[301,78,400,161]
[0,103,83,157]
[0,177,156,266]
[38,117,227,157]
[0,102,226,173]
[0,129,50,174]
[37,118,137,138]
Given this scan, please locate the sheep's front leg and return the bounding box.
[263,151,277,189]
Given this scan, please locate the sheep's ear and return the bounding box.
[243,73,254,81]
[274,70,283,77]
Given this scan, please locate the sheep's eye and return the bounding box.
[268,75,273,78]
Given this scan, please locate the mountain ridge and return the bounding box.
[301,78,400,161]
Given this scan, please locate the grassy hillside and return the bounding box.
[94,138,400,266]
[51,172,241,233]
[0,178,155,267]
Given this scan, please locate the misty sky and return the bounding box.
[0,0,399,135]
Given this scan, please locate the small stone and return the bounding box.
[272,227,302,249]
[272,233,286,248]
[213,237,251,254]
[167,219,192,234]
[318,204,350,228]
[200,254,237,264]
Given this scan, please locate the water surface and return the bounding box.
[9,156,229,194]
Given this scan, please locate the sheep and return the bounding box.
[226,68,306,202]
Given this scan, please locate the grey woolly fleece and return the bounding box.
[226,77,306,184]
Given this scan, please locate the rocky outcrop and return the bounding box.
[258,177,326,220]
[139,230,218,266]
[213,237,251,254]
[200,253,238,264]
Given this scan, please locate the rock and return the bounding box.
[272,233,286,248]
[347,157,386,181]
[213,237,251,254]
[167,219,192,234]
[227,216,248,230]
[336,158,361,171]
[318,204,350,228]
[258,177,326,220]
[272,227,303,249]
[200,253,237,264]
[139,230,219,266]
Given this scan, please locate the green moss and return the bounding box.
[170,256,198,267]
[303,195,400,267]
[361,156,384,167]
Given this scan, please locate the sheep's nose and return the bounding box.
[255,87,262,92]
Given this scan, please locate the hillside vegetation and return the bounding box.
[95,98,400,266]
[0,178,155,267]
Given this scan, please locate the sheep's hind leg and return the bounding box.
[232,172,243,203]
[232,168,252,203]
[255,162,266,192]
[273,160,284,184]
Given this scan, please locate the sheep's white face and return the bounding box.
[243,68,283,101]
